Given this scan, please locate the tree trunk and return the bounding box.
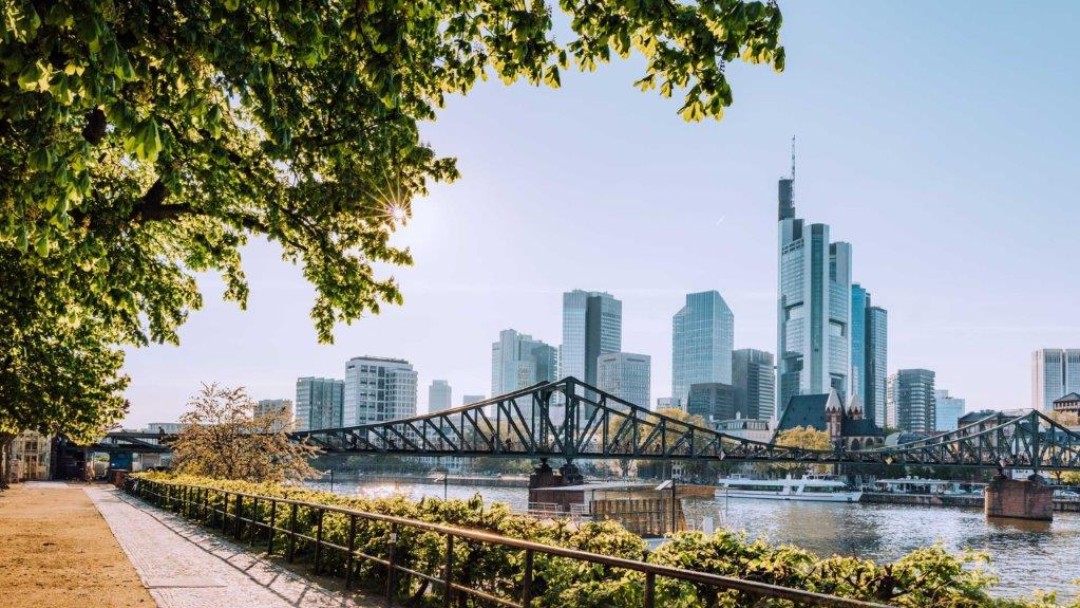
[0,433,14,489]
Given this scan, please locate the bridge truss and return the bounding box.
[85,431,173,454]
[292,378,1080,471]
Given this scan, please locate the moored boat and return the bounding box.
[715,476,862,503]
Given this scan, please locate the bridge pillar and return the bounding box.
[985,475,1053,521]
[527,460,583,512]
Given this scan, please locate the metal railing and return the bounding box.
[124,478,890,608]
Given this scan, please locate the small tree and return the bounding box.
[171,384,317,482]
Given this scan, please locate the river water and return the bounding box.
[317,480,1080,600]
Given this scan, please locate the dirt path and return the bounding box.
[0,482,154,608]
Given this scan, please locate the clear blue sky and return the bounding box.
[120,1,1080,427]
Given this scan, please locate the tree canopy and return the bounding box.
[775,425,833,452]
[171,383,317,482]
[0,1,784,436]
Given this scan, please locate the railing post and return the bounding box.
[442,534,454,608]
[385,523,398,607]
[221,490,229,531]
[251,497,260,545]
[234,494,243,539]
[644,571,656,608]
[202,487,209,522]
[286,502,298,562]
[345,514,357,590]
[267,500,277,555]
[522,549,534,608]
[314,509,324,574]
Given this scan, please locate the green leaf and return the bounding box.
[17,60,49,91]
[35,233,49,256]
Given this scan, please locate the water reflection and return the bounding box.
[317,481,1080,600]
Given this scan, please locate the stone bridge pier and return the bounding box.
[985,475,1054,521]
[527,459,583,511]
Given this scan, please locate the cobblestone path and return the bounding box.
[87,486,384,608]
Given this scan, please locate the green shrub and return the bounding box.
[130,473,1078,607]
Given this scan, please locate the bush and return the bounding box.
[131,473,1077,608]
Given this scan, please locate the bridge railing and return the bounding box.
[124,477,890,608]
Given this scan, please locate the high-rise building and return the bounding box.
[850,285,868,399]
[686,383,736,424]
[253,398,294,431]
[597,352,651,408]
[491,329,558,398]
[732,349,776,420]
[672,291,734,404]
[428,380,452,413]
[776,168,852,417]
[295,377,344,431]
[343,357,417,425]
[1032,349,1080,412]
[850,284,888,427]
[462,394,486,406]
[934,389,966,431]
[560,290,622,388]
[866,305,888,428]
[887,369,936,433]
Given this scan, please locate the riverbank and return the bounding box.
[862,492,1080,512]
[0,482,153,608]
[321,473,529,487]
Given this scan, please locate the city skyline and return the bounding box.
[117,2,1080,428]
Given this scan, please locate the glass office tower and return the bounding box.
[672,290,734,405]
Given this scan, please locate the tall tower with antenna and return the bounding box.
[776,136,853,419]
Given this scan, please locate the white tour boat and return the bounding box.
[715,476,862,503]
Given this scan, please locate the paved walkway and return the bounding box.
[86,486,382,608]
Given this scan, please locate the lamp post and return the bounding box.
[434,474,448,500]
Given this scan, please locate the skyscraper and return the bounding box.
[887,369,936,433]
[850,285,868,399]
[343,356,417,425]
[733,349,776,420]
[866,305,888,429]
[672,291,734,404]
[776,167,852,417]
[934,389,966,431]
[850,284,888,427]
[597,352,651,408]
[428,379,452,413]
[560,290,622,388]
[1032,349,1080,412]
[295,377,344,431]
[491,329,558,397]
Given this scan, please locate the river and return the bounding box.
[315,480,1080,601]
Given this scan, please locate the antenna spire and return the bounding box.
[790,135,796,181]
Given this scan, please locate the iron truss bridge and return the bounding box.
[291,378,1080,471]
[82,431,173,454]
